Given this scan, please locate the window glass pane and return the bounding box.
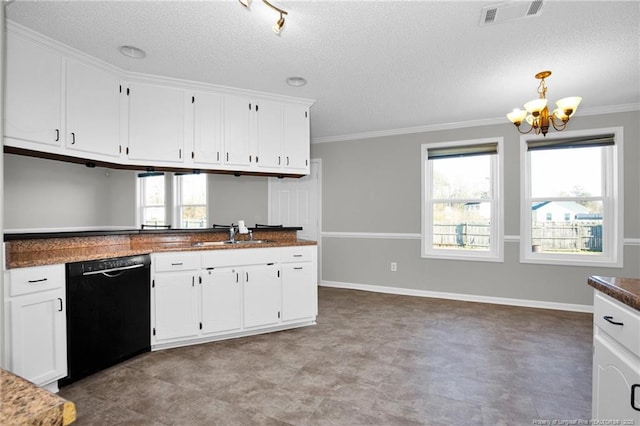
[531,200,603,254]
[530,146,602,198]
[432,202,491,250]
[180,206,207,228]
[179,174,206,204]
[142,175,165,205]
[142,207,166,226]
[432,156,491,199]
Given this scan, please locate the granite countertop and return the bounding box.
[0,369,76,425]
[588,275,640,311]
[5,231,317,269]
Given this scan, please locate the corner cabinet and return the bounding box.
[592,291,640,422]
[3,264,67,391]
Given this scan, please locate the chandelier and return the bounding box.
[239,0,288,34]
[506,71,582,137]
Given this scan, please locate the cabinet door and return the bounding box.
[223,95,252,167]
[201,268,242,334]
[281,263,316,322]
[127,83,185,163]
[283,103,310,173]
[5,33,63,147]
[66,59,121,158]
[593,335,640,422]
[153,273,199,342]
[256,100,284,169]
[243,264,281,328]
[192,92,224,165]
[9,289,67,386]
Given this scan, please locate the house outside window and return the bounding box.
[520,128,623,267]
[421,138,504,262]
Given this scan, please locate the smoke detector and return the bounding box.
[480,0,544,26]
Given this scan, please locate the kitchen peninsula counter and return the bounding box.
[588,275,640,311]
[0,368,76,425]
[4,228,316,269]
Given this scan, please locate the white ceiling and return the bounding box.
[5,0,640,141]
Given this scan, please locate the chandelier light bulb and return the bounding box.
[523,98,548,116]
[273,15,285,34]
[506,108,527,124]
[556,96,582,116]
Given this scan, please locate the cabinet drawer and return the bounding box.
[281,246,315,263]
[153,252,200,272]
[594,292,640,355]
[8,264,65,297]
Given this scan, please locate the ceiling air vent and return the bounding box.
[480,0,544,26]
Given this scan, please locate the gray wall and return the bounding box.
[311,110,640,306]
[3,154,135,229]
[2,154,269,230]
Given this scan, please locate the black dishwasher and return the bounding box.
[61,254,151,386]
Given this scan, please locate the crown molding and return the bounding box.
[311,103,640,144]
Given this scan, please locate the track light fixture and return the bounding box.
[238,0,288,34]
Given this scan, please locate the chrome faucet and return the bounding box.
[229,225,236,243]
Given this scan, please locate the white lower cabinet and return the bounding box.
[151,246,317,350]
[151,253,200,345]
[4,264,67,389]
[592,291,640,422]
[281,246,317,323]
[243,264,281,328]
[153,272,199,343]
[201,267,242,335]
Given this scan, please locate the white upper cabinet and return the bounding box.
[65,59,121,158]
[255,99,284,170]
[283,103,311,173]
[190,91,224,166]
[126,82,186,164]
[223,94,253,167]
[4,25,312,176]
[5,33,63,147]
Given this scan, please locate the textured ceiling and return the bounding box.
[5,0,640,141]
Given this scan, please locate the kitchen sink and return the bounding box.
[192,240,276,247]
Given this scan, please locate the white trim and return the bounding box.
[311,104,640,144]
[625,238,640,246]
[320,232,640,247]
[320,280,593,313]
[321,231,421,240]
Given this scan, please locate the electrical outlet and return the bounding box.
[390,262,397,272]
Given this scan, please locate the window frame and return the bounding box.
[173,173,208,229]
[520,127,624,267]
[136,172,209,229]
[136,173,168,228]
[421,137,504,262]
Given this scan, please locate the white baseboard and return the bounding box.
[320,280,593,313]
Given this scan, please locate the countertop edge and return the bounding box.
[588,275,640,312]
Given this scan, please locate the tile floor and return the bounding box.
[59,287,593,425]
